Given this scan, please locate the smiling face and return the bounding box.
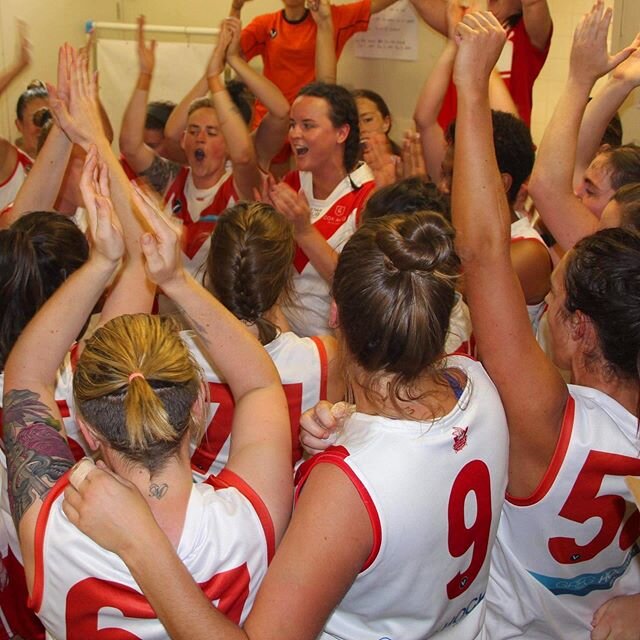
[16,96,49,158]
[575,153,616,219]
[180,107,227,187]
[289,95,349,173]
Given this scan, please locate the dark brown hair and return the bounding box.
[333,211,460,408]
[207,202,295,345]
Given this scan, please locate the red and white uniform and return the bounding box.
[296,355,509,639]
[184,330,329,480]
[0,147,31,213]
[486,385,640,639]
[0,350,88,462]
[282,164,375,337]
[31,469,274,639]
[164,168,238,278]
[511,215,551,332]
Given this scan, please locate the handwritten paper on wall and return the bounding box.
[354,0,417,61]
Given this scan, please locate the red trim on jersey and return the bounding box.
[507,395,575,506]
[29,471,71,612]
[295,445,382,571]
[207,469,276,563]
[119,154,138,181]
[309,336,328,401]
[164,168,237,259]
[0,148,32,188]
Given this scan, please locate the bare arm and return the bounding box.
[410,0,447,35]
[521,0,553,52]
[451,11,567,497]
[119,16,158,174]
[528,3,636,251]
[4,174,124,592]
[224,17,290,170]
[0,20,30,95]
[163,76,208,143]
[134,192,292,538]
[312,0,337,85]
[575,38,640,182]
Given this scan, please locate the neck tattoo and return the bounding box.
[148,483,169,500]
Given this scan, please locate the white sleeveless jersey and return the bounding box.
[486,384,640,639]
[31,469,274,639]
[282,164,375,337]
[296,355,509,639]
[0,349,88,461]
[0,147,31,212]
[446,292,473,356]
[183,330,329,480]
[510,216,550,332]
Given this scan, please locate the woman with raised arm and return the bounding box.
[451,7,640,639]
[188,200,342,479]
[3,149,291,638]
[64,207,509,639]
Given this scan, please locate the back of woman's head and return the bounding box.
[207,202,294,345]
[74,314,203,474]
[333,211,460,397]
[0,211,88,370]
[565,227,640,381]
[297,82,360,173]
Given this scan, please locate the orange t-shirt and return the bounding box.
[241,0,371,123]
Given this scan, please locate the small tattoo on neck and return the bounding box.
[148,483,168,500]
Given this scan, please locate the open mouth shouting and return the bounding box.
[194,148,206,162]
[294,145,309,158]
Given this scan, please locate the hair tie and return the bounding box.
[128,371,145,383]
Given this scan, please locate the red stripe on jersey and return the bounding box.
[507,395,575,506]
[208,469,276,563]
[309,336,328,401]
[295,445,382,571]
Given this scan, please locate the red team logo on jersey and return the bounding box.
[452,427,468,452]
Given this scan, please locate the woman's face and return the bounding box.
[180,107,227,184]
[575,154,616,219]
[289,95,349,172]
[356,97,390,139]
[16,97,49,157]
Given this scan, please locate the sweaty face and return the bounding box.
[575,155,616,219]
[181,107,227,185]
[356,97,390,139]
[289,95,349,173]
[16,97,49,158]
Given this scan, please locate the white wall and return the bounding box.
[0,0,637,148]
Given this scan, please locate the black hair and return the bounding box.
[297,82,360,173]
[362,177,450,223]
[145,101,176,131]
[565,227,640,381]
[0,212,89,369]
[447,110,535,204]
[16,80,48,121]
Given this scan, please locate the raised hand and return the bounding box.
[401,130,427,180]
[223,16,243,60]
[132,184,185,288]
[137,15,156,76]
[363,132,399,188]
[309,0,331,25]
[569,1,637,86]
[299,401,354,456]
[453,11,507,94]
[207,20,233,79]
[611,32,640,86]
[81,145,125,265]
[446,0,479,42]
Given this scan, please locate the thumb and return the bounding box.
[610,45,638,69]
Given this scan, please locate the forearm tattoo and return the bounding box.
[3,389,74,527]
[139,154,180,196]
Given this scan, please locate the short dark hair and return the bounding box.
[145,101,176,131]
[599,144,640,191]
[447,110,535,204]
[16,80,48,121]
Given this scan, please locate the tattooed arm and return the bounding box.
[3,171,124,594]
